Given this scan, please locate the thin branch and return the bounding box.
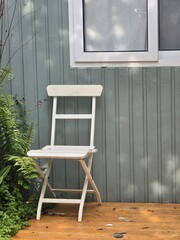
[0,0,4,64]
[1,0,17,60]
[5,31,39,67]
[3,0,17,17]
[0,0,4,20]
[0,0,38,66]
[11,11,38,32]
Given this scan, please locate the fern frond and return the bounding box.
[0,67,14,89]
[0,94,24,155]
[21,123,35,153]
[0,166,11,184]
[7,155,38,189]
[0,88,37,191]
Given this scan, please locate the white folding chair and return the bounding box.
[27,85,103,222]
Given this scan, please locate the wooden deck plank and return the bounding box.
[12,203,180,240]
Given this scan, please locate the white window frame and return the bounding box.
[68,0,180,67]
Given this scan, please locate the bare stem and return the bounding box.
[1,0,17,63]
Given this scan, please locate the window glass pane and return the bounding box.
[159,0,180,51]
[83,0,148,52]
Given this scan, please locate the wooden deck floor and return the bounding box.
[12,202,180,240]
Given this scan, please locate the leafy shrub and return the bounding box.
[0,67,38,239]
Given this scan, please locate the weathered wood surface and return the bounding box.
[13,202,180,240]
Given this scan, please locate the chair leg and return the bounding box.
[78,176,89,222]
[80,159,102,203]
[78,156,102,222]
[36,178,47,220]
[36,159,54,220]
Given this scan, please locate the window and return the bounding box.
[68,0,180,67]
[159,0,180,51]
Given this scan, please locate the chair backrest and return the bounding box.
[47,85,103,147]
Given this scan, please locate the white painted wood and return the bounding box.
[79,159,102,204]
[51,189,95,193]
[55,114,92,119]
[28,149,95,159]
[42,145,95,150]
[90,97,96,146]
[47,85,103,96]
[50,97,57,146]
[27,146,97,159]
[78,155,95,222]
[36,159,55,220]
[27,85,103,222]
[42,199,81,204]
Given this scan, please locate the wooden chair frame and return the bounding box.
[27,85,103,222]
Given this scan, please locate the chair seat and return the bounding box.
[27,145,97,159]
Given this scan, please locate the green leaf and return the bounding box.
[0,166,11,185]
[0,68,14,90]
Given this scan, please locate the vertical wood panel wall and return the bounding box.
[5,0,180,202]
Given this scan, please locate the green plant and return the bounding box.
[0,183,38,239]
[0,166,10,184]
[0,0,39,237]
[0,68,14,88]
[0,94,37,185]
[0,67,39,239]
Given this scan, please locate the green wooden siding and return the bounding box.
[3,0,180,202]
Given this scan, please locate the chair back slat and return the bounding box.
[47,85,103,96]
[48,85,103,147]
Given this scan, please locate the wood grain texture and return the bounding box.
[13,202,180,240]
